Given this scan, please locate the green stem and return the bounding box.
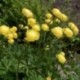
[16,60,19,80]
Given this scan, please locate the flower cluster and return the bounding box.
[44,8,79,39]
[21,8,79,64]
[56,51,66,64]
[0,25,18,44]
[22,8,40,42]
[0,8,79,64]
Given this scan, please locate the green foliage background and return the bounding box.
[0,0,80,80]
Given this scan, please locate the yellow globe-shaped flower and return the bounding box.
[25,29,40,42]
[56,53,66,64]
[59,51,65,56]
[63,28,73,38]
[59,13,68,22]
[10,26,17,32]
[45,19,52,24]
[46,76,51,80]
[52,8,68,22]
[32,24,40,32]
[51,27,63,39]
[68,22,79,35]
[0,25,10,36]
[45,12,52,19]
[13,32,18,39]
[41,24,49,31]
[28,18,36,27]
[22,8,33,18]
[52,8,61,16]
[7,33,14,39]
[8,39,14,44]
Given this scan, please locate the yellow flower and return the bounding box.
[22,8,33,18]
[41,24,49,31]
[8,39,14,44]
[7,33,14,39]
[52,8,61,16]
[32,24,40,32]
[24,26,29,30]
[68,22,79,35]
[45,19,52,24]
[0,25,10,36]
[59,51,65,56]
[51,27,63,39]
[55,18,60,23]
[13,33,18,39]
[56,53,66,64]
[25,29,40,42]
[28,18,36,27]
[52,8,68,22]
[60,13,68,22]
[46,76,51,80]
[10,26,17,33]
[45,13,52,19]
[63,28,73,38]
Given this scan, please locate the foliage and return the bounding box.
[0,0,80,80]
